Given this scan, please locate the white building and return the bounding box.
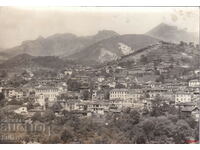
[97,76,105,83]
[92,90,97,100]
[108,82,116,88]
[194,69,200,75]
[122,99,134,108]
[175,92,192,105]
[14,106,28,115]
[64,100,80,111]
[2,88,25,100]
[189,79,200,87]
[109,89,129,100]
[76,101,106,115]
[35,87,60,106]
[128,89,143,101]
[64,69,73,76]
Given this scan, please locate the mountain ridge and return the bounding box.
[2,30,120,58]
[146,23,198,43]
[67,34,160,64]
[0,23,198,65]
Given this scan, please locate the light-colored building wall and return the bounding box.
[175,92,192,105]
[97,77,105,83]
[128,89,143,101]
[64,70,73,76]
[14,107,28,115]
[35,88,59,106]
[2,88,24,100]
[109,89,129,100]
[189,80,200,87]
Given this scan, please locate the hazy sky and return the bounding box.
[0,7,199,49]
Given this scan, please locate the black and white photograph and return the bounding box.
[0,4,199,144]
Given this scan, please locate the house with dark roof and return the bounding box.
[181,106,199,121]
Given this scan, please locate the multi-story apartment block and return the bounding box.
[175,92,192,105]
[109,89,129,100]
[2,88,26,100]
[188,79,200,87]
[128,89,143,101]
[35,87,60,106]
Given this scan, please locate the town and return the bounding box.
[0,40,199,143]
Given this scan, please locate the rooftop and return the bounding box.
[110,89,128,92]
[181,107,199,112]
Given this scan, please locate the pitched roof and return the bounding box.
[181,107,199,112]
[110,89,128,92]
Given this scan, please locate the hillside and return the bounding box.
[0,51,10,63]
[2,30,119,58]
[67,34,159,64]
[146,23,198,43]
[118,41,200,69]
[0,54,70,70]
[1,23,198,66]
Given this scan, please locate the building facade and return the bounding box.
[175,92,192,104]
[35,87,60,106]
[109,89,129,100]
[189,79,200,87]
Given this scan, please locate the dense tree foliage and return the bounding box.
[0,106,198,144]
[0,93,198,144]
[67,79,81,91]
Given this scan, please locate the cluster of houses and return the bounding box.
[0,77,199,121]
[0,58,200,121]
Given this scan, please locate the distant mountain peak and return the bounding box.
[147,23,178,35]
[36,36,45,40]
[47,33,77,40]
[146,22,198,43]
[93,30,120,40]
[3,29,119,58]
[157,22,174,27]
[96,30,119,36]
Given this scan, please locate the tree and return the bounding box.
[42,110,56,122]
[150,95,169,117]
[46,135,61,144]
[115,83,126,89]
[0,93,5,105]
[154,69,160,75]
[104,90,110,100]
[31,112,42,122]
[60,129,75,143]
[67,79,81,91]
[140,55,148,64]
[27,102,34,110]
[179,41,187,46]
[127,109,140,125]
[0,70,7,78]
[129,125,147,144]
[153,116,175,138]
[173,119,194,144]
[189,42,194,47]
[82,90,90,100]
[51,102,62,113]
[111,108,141,134]
[156,74,165,83]
[118,60,135,68]
[7,98,23,105]
[0,92,3,99]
